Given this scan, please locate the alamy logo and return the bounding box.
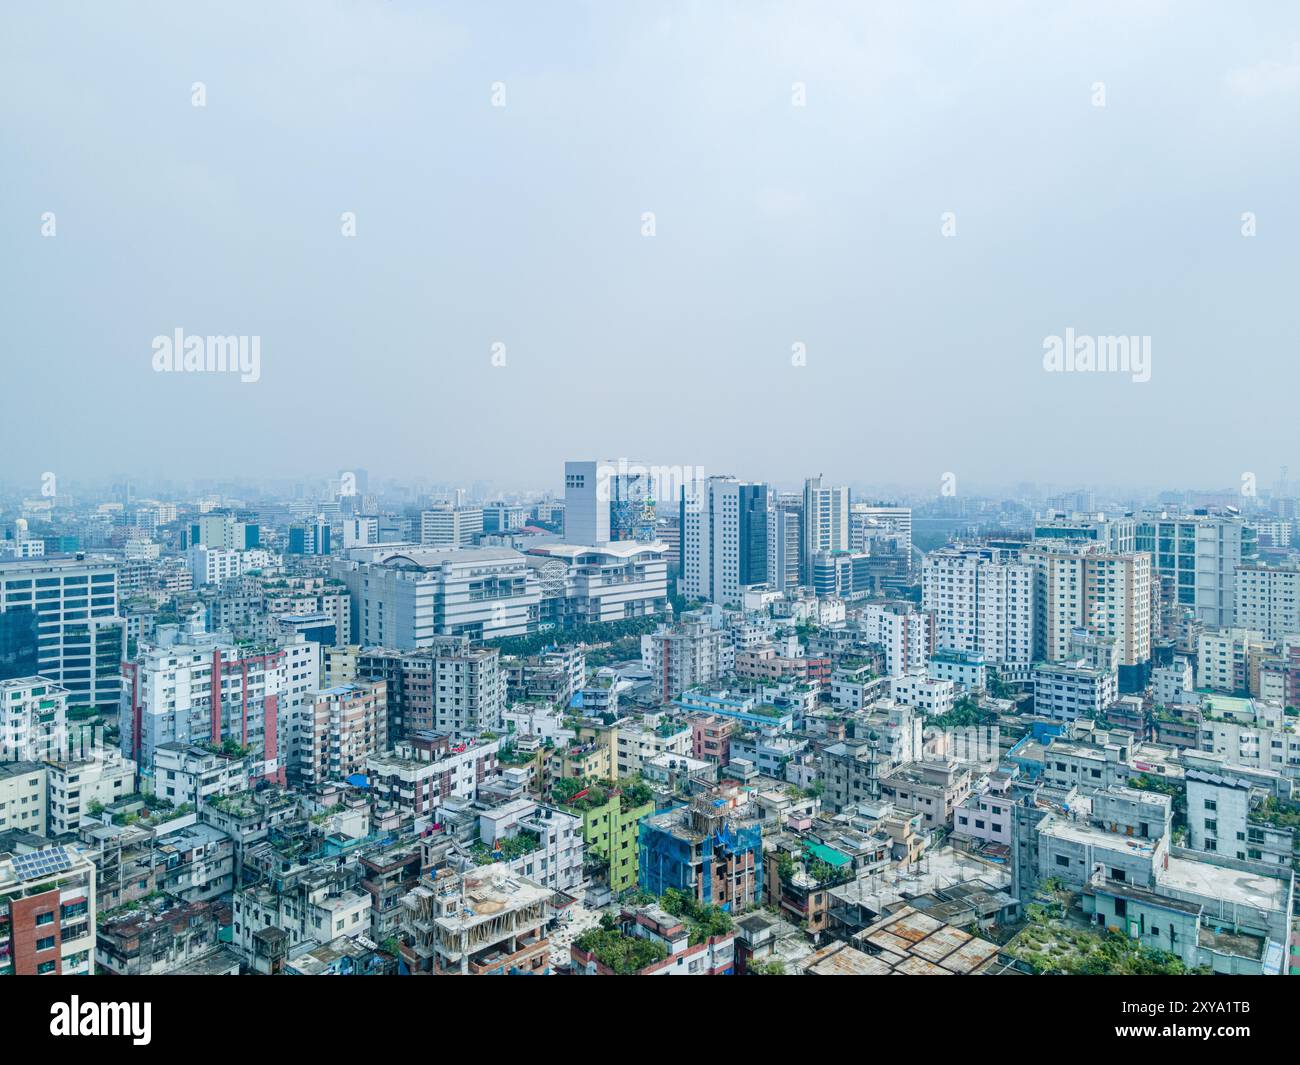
[1042,328,1150,383]
[50,997,151,1045]
[151,329,261,383]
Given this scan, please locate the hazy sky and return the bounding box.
[3,1,1299,496]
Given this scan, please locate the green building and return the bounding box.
[564,783,654,896]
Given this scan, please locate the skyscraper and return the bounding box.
[0,556,124,715]
[680,477,769,607]
[801,476,848,583]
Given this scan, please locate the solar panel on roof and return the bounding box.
[11,846,73,880]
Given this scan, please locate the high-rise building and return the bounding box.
[297,680,387,786]
[342,516,379,548]
[287,520,331,556]
[922,546,1035,667]
[0,556,124,715]
[120,613,319,784]
[1022,541,1151,690]
[850,504,913,570]
[857,604,933,676]
[357,638,506,740]
[189,513,260,551]
[483,503,528,533]
[801,476,848,583]
[641,616,728,703]
[1233,563,1300,641]
[1033,512,1137,553]
[767,504,802,593]
[680,477,769,608]
[420,505,484,547]
[1137,512,1256,629]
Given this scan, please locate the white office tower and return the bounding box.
[922,546,1036,667]
[420,505,484,547]
[801,476,848,583]
[1032,512,1137,553]
[767,506,801,593]
[680,477,769,608]
[343,516,379,548]
[563,459,659,546]
[850,504,913,569]
[0,555,126,715]
[1136,512,1256,630]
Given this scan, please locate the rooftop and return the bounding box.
[1161,854,1290,913]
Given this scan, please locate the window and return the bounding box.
[1055,854,1070,867]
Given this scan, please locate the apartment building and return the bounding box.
[1023,541,1151,688]
[1197,629,1270,695]
[121,614,319,783]
[820,705,924,812]
[358,638,505,740]
[889,671,956,717]
[1185,768,1295,868]
[297,680,387,786]
[857,603,932,676]
[187,546,276,587]
[642,616,729,704]
[879,758,973,830]
[616,719,692,778]
[1033,661,1119,723]
[46,747,137,834]
[0,761,46,836]
[0,844,96,975]
[922,546,1035,666]
[0,676,68,761]
[474,798,584,893]
[233,863,371,962]
[151,741,250,808]
[1233,563,1300,641]
[365,731,501,816]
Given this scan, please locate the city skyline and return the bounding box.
[5,0,1300,1012]
[4,2,1300,488]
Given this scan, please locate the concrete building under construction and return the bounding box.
[399,863,551,975]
